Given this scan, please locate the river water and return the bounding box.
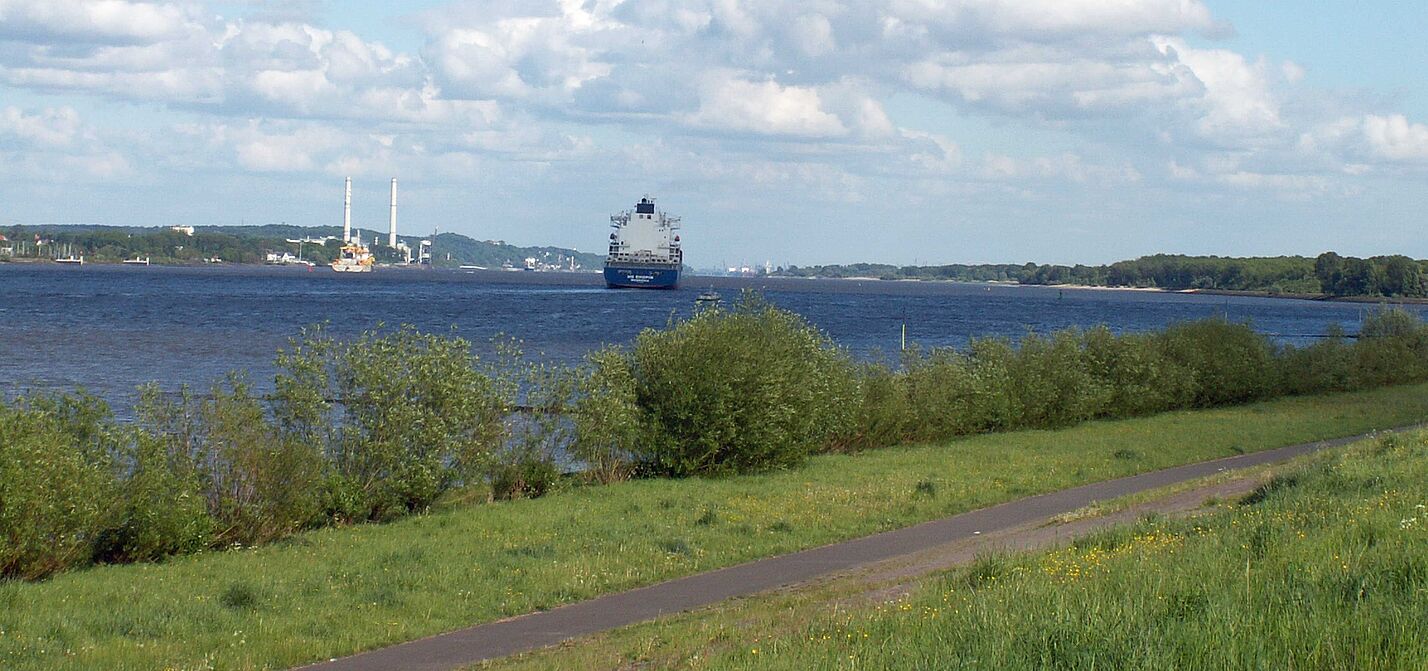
[1,264,1416,409]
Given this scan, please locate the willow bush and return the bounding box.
[0,394,117,579]
[626,292,859,476]
[273,325,507,521]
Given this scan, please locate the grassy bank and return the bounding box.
[496,430,1428,670]
[2,383,1427,670]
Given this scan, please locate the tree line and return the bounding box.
[782,253,1428,298]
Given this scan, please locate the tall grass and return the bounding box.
[678,431,1428,671]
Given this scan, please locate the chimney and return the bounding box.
[389,178,398,248]
[342,177,352,243]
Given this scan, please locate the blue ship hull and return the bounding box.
[604,265,680,289]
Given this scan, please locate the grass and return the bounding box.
[3,383,1428,670]
[485,430,1428,670]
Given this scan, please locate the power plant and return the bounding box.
[335,176,414,266]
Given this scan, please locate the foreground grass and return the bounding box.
[4,384,1428,670]
[498,430,1428,671]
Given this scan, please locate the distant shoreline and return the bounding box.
[790,273,1428,304]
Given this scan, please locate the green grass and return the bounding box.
[493,429,1428,670]
[4,383,1428,670]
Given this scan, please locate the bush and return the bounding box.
[1351,308,1428,388]
[1082,327,1194,417]
[1157,318,1277,406]
[197,377,325,545]
[629,292,859,476]
[98,386,215,563]
[901,347,993,440]
[1276,328,1354,395]
[570,346,645,482]
[834,361,912,451]
[0,395,117,579]
[1003,330,1108,428]
[273,325,508,520]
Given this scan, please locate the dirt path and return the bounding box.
[296,430,1383,671]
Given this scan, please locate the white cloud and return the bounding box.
[1153,38,1281,141]
[889,0,1217,40]
[0,106,83,147]
[685,72,848,137]
[0,0,1424,230]
[0,104,131,180]
[1364,114,1428,162]
[0,0,193,44]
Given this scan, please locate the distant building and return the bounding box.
[171,225,195,236]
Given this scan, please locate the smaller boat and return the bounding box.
[331,234,374,273]
[695,289,722,304]
[123,256,150,266]
[55,255,84,265]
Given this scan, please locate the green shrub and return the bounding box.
[834,361,912,451]
[489,449,561,500]
[1157,318,1277,406]
[629,292,859,476]
[570,346,645,482]
[1082,327,1194,417]
[0,395,117,579]
[1276,329,1354,395]
[99,387,215,562]
[1351,308,1428,387]
[197,377,325,545]
[1005,330,1108,428]
[272,325,508,520]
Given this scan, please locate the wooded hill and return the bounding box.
[0,224,604,270]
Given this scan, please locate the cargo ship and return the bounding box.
[604,195,681,289]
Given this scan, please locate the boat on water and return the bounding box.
[696,289,722,304]
[55,255,83,265]
[123,256,150,266]
[331,234,374,273]
[605,195,681,289]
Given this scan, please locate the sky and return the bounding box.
[1,1,1426,267]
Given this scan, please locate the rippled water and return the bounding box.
[1,263,1415,409]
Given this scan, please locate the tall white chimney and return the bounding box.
[342,177,352,243]
[388,178,398,248]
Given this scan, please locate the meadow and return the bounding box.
[484,429,1428,670]
[2,383,1427,670]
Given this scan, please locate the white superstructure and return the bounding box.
[607,196,681,267]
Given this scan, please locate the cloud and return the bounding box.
[1364,114,1428,162]
[0,105,83,147]
[888,0,1218,41]
[0,0,194,45]
[685,71,848,137]
[0,0,1423,213]
[0,104,131,180]
[1153,38,1281,142]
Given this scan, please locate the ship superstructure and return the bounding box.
[604,196,681,289]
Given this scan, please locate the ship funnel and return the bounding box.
[388,178,397,248]
[342,176,352,243]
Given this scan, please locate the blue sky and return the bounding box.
[1,1,1426,266]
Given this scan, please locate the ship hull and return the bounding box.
[604,264,680,289]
